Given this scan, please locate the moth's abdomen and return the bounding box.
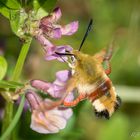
[88,79,111,102]
[88,78,121,119]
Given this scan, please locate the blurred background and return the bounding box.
[0,0,140,140]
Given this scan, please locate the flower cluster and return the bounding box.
[26,90,73,134]
[31,70,74,99]
[24,7,78,134]
[36,7,78,61]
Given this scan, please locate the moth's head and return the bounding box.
[72,50,88,61]
[55,19,93,63]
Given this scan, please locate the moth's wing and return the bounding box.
[43,75,78,109]
[59,75,78,103]
[94,42,114,63]
[93,49,106,63]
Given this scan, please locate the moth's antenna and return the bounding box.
[78,19,93,51]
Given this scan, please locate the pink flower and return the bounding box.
[31,70,74,99]
[36,7,78,61]
[26,90,73,134]
[36,34,73,61]
[45,45,72,61]
[39,7,78,39]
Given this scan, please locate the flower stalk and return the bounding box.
[1,38,32,140]
[0,95,25,140]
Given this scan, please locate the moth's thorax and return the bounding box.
[70,51,109,96]
[72,51,105,84]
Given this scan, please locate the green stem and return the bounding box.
[1,102,13,135]
[0,95,25,140]
[11,39,32,81]
[1,38,32,140]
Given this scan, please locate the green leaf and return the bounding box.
[34,0,57,20]
[7,81,24,87]
[0,56,7,80]
[0,2,10,18]
[38,0,57,12]
[9,9,28,37]
[9,10,20,36]
[0,0,21,9]
[0,80,24,89]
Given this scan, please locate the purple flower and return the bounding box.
[36,7,78,61]
[36,33,73,61]
[30,79,51,93]
[45,45,72,61]
[47,70,74,98]
[31,70,74,100]
[26,90,73,134]
[39,7,78,39]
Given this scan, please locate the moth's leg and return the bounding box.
[94,41,113,75]
[103,44,113,75]
[103,45,113,61]
[104,60,111,75]
[63,94,87,107]
[42,77,77,110]
[56,76,78,105]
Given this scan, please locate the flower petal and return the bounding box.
[30,80,51,93]
[30,99,73,134]
[47,84,64,98]
[61,21,79,35]
[45,45,72,61]
[56,45,73,52]
[55,70,71,83]
[60,107,73,119]
[30,69,73,99]
[25,90,42,110]
[36,34,54,49]
[40,7,62,26]
[64,92,75,102]
[46,111,67,129]
[31,110,59,134]
[51,7,62,22]
[50,28,62,39]
[47,70,72,98]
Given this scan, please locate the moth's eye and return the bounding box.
[71,56,76,62]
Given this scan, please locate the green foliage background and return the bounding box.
[0,0,140,140]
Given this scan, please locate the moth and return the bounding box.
[56,19,121,119]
